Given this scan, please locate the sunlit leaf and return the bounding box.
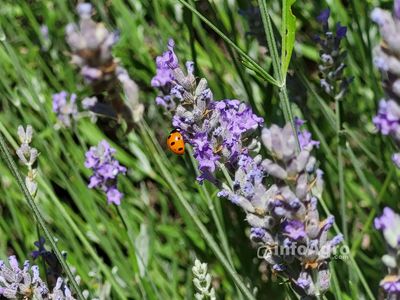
[281,0,296,77]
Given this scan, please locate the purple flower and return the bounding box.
[336,23,347,38]
[316,9,330,24]
[250,227,266,239]
[282,220,306,240]
[191,132,220,182]
[52,91,78,127]
[393,153,400,168]
[31,237,47,260]
[84,140,126,205]
[381,276,400,295]
[375,207,398,230]
[373,99,400,135]
[212,100,263,162]
[151,39,178,88]
[297,277,311,289]
[294,117,320,150]
[106,187,124,206]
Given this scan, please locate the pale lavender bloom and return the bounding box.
[84,140,126,205]
[82,96,98,109]
[66,4,142,125]
[392,153,400,168]
[375,207,400,297]
[52,91,78,127]
[375,207,400,248]
[40,25,49,39]
[219,125,340,298]
[0,256,75,299]
[371,2,400,169]
[373,100,400,136]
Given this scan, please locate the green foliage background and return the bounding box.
[0,0,396,299]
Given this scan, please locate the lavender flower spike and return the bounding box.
[85,140,126,205]
[66,3,143,126]
[221,124,342,298]
[371,2,400,168]
[0,255,76,299]
[316,9,352,100]
[152,39,263,182]
[375,207,400,297]
[152,40,340,298]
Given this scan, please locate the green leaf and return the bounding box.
[177,0,279,87]
[281,0,296,77]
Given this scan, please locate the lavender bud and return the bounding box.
[316,9,351,100]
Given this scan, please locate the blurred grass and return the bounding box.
[0,0,397,299]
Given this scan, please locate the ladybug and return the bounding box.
[167,129,185,155]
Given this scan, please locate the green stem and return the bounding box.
[258,0,300,152]
[0,130,85,300]
[335,98,347,241]
[115,206,160,299]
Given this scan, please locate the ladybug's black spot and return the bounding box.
[177,136,181,140]
[171,142,176,146]
[178,147,183,151]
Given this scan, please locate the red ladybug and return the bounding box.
[167,129,185,155]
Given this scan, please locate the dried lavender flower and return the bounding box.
[16,125,39,196]
[0,255,76,299]
[66,3,143,127]
[316,9,352,100]
[52,91,78,128]
[84,140,126,205]
[152,40,341,298]
[375,207,400,298]
[371,1,400,168]
[192,259,216,300]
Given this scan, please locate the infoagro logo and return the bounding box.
[256,242,350,261]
